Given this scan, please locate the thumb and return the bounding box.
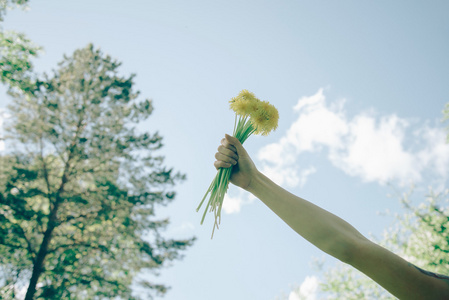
[225,134,246,156]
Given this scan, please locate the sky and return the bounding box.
[1,1,449,299]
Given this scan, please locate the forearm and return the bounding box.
[247,170,367,262]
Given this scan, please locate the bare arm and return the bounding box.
[215,134,449,300]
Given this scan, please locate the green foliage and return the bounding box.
[319,262,393,299]
[0,30,40,92]
[319,188,449,299]
[0,0,29,22]
[0,44,195,299]
[444,102,449,142]
[0,0,40,93]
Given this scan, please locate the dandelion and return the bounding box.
[251,100,279,136]
[197,90,279,238]
[229,89,260,117]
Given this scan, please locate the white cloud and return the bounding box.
[222,192,256,214]
[224,89,448,212]
[289,276,319,300]
[257,88,449,187]
[260,163,316,188]
[289,88,348,152]
[330,113,420,184]
[222,193,243,214]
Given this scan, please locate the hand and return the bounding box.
[214,134,258,190]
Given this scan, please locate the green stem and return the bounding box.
[197,115,255,238]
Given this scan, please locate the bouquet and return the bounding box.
[197,90,279,238]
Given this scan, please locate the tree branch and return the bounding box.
[13,222,36,263]
[25,111,87,300]
[39,136,53,200]
[0,211,36,262]
[48,241,112,257]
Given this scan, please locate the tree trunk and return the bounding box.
[24,200,61,300]
[25,105,84,299]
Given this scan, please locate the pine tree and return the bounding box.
[0,44,195,299]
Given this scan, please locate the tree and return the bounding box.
[0,44,195,299]
[0,0,40,92]
[0,29,39,92]
[0,0,29,21]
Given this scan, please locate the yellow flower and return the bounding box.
[250,100,279,135]
[229,90,260,116]
[239,89,258,102]
[198,89,280,237]
[229,98,251,116]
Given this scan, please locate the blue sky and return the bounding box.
[1,1,449,299]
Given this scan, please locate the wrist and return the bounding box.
[245,169,264,194]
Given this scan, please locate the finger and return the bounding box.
[221,138,237,153]
[217,145,238,160]
[214,152,237,165]
[214,160,232,170]
[225,134,246,155]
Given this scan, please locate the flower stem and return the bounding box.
[197,115,255,238]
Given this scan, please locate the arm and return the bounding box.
[215,134,449,300]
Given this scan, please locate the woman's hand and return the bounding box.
[214,134,258,191]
